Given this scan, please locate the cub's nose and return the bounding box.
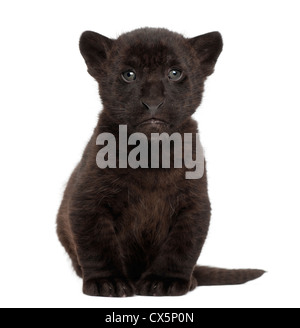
[141,100,164,113]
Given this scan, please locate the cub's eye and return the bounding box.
[122,70,136,82]
[168,69,182,81]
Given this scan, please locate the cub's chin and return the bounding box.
[134,122,171,138]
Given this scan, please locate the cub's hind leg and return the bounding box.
[57,204,82,278]
[57,165,82,278]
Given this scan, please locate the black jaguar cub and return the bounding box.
[57,28,264,297]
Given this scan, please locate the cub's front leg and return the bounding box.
[137,205,210,296]
[70,198,134,297]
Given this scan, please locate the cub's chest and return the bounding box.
[111,186,178,247]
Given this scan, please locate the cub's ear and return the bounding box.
[79,31,114,77]
[188,31,223,76]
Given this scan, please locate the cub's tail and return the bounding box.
[193,266,265,286]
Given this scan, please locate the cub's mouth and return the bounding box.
[138,118,168,126]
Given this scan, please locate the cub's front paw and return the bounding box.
[137,275,193,296]
[83,277,135,297]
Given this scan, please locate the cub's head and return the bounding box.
[80,28,222,135]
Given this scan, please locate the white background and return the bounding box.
[0,0,299,308]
